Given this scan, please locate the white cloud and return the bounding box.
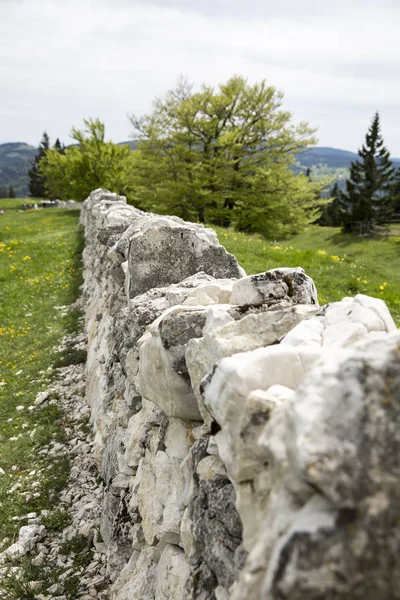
[1,0,399,154]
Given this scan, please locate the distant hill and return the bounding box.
[297,146,400,170]
[295,147,400,193]
[1,142,399,198]
[119,140,138,150]
[0,142,36,197]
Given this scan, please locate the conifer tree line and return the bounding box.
[0,185,15,199]
[35,76,400,237]
[319,112,399,232]
[28,133,64,198]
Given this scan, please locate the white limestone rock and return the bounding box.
[138,305,214,420]
[182,278,234,306]
[202,345,322,481]
[110,547,158,600]
[230,268,318,307]
[139,326,200,420]
[186,305,319,427]
[126,224,244,299]
[164,417,196,460]
[116,272,238,381]
[281,293,396,348]
[235,386,294,548]
[137,450,186,546]
[122,399,164,472]
[155,544,191,600]
[0,525,46,561]
[232,330,400,600]
[196,455,227,481]
[139,302,318,424]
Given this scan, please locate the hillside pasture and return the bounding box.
[0,198,82,548]
[213,224,400,325]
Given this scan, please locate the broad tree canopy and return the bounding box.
[129,76,325,237]
[40,119,134,201]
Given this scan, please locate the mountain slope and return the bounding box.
[297,146,400,170]
[0,143,37,197]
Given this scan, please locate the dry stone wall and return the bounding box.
[81,189,400,599]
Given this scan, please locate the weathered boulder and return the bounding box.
[232,330,400,600]
[108,214,218,263]
[186,304,320,428]
[126,225,244,299]
[281,293,396,348]
[230,268,318,307]
[199,293,397,552]
[138,305,212,420]
[155,544,191,600]
[186,477,244,595]
[109,547,158,599]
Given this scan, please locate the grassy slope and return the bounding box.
[0,198,83,548]
[213,224,400,325]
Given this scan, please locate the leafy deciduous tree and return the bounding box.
[40,119,135,201]
[128,76,325,237]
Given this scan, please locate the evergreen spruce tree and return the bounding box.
[53,138,65,154]
[341,112,395,233]
[319,182,342,227]
[8,185,16,198]
[392,168,400,217]
[28,132,50,198]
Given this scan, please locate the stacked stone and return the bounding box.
[81,189,400,600]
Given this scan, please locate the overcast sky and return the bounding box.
[2,0,400,155]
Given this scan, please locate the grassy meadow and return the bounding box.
[213,223,400,325]
[0,198,83,549]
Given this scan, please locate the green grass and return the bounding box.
[0,198,83,548]
[213,224,400,325]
